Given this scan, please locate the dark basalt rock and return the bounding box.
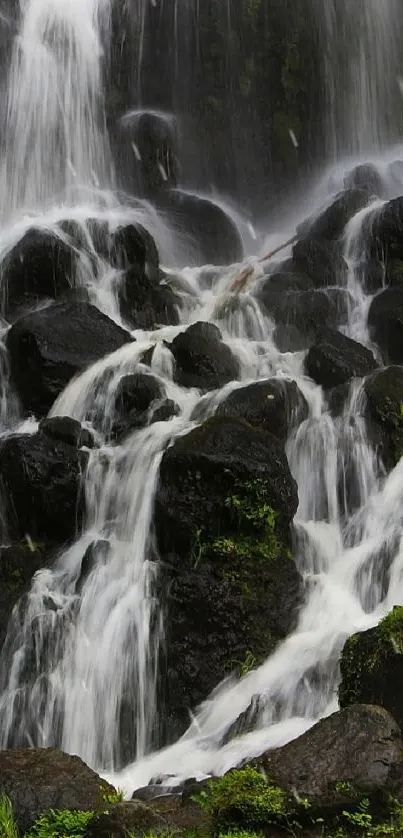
[255,277,340,340]
[156,189,244,267]
[170,322,240,391]
[368,196,403,261]
[155,414,298,557]
[297,188,372,242]
[0,541,54,647]
[305,328,377,389]
[254,704,403,817]
[215,379,309,441]
[339,608,403,733]
[0,430,88,543]
[0,748,115,835]
[6,301,133,417]
[292,237,348,288]
[113,110,179,198]
[0,228,76,321]
[109,372,176,439]
[363,366,403,469]
[39,416,94,449]
[368,286,403,364]
[343,163,384,197]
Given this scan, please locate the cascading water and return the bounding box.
[0,0,113,217]
[0,0,402,803]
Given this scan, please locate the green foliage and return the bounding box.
[25,809,94,838]
[100,786,125,806]
[0,797,18,838]
[194,767,306,835]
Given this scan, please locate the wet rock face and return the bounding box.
[155,190,244,267]
[305,327,377,389]
[297,188,372,242]
[368,286,403,364]
[364,365,403,468]
[0,748,115,834]
[215,378,309,441]
[292,237,348,288]
[0,541,53,648]
[343,163,384,197]
[170,322,240,391]
[0,430,88,544]
[155,414,298,557]
[154,414,301,738]
[108,372,178,440]
[339,607,403,732]
[113,110,179,198]
[6,300,133,416]
[255,704,403,816]
[0,228,76,320]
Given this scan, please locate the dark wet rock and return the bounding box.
[292,237,347,288]
[385,258,403,286]
[132,786,179,803]
[0,748,115,835]
[110,224,179,329]
[255,271,340,338]
[344,163,384,197]
[254,704,403,817]
[339,608,403,734]
[368,196,403,261]
[327,381,353,417]
[357,259,385,294]
[77,540,111,593]
[0,541,54,647]
[305,328,377,389]
[155,414,298,557]
[6,301,133,417]
[215,379,309,441]
[273,324,308,352]
[368,286,403,363]
[0,228,76,320]
[114,110,179,197]
[152,399,179,424]
[111,372,165,438]
[156,189,243,267]
[85,800,169,838]
[0,430,88,544]
[155,415,301,736]
[364,366,403,469]
[39,416,94,449]
[170,322,239,391]
[297,188,372,242]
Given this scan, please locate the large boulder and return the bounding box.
[156,190,244,267]
[339,607,403,731]
[107,372,178,440]
[305,328,377,389]
[0,541,53,647]
[292,237,347,288]
[0,749,115,834]
[255,275,340,342]
[155,415,301,736]
[363,366,403,468]
[343,163,384,197]
[0,228,76,321]
[215,379,309,441]
[0,430,88,543]
[113,110,179,197]
[254,704,403,817]
[86,796,208,838]
[6,301,133,416]
[155,415,298,556]
[297,188,372,242]
[170,322,240,391]
[368,286,403,364]
[368,196,403,261]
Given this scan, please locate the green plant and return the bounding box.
[194,767,307,835]
[25,809,94,838]
[100,786,125,806]
[0,796,18,838]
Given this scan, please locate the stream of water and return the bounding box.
[0,0,402,798]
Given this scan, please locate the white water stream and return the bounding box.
[0,0,402,800]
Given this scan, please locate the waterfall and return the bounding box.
[0,0,113,217]
[0,0,402,800]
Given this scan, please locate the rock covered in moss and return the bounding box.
[305,327,377,389]
[155,415,298,556]
[0,748,115,834]
[85,800,168,838]
[215,378,308,441]
[364,366,403,467]
[339,607,403,731]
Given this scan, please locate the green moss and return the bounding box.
[339,607,403,708]
[194,767,304,835]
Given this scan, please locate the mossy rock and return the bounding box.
[364,366,403,467]
[339,607,403,730]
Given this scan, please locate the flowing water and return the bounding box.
[0,0,402,798]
